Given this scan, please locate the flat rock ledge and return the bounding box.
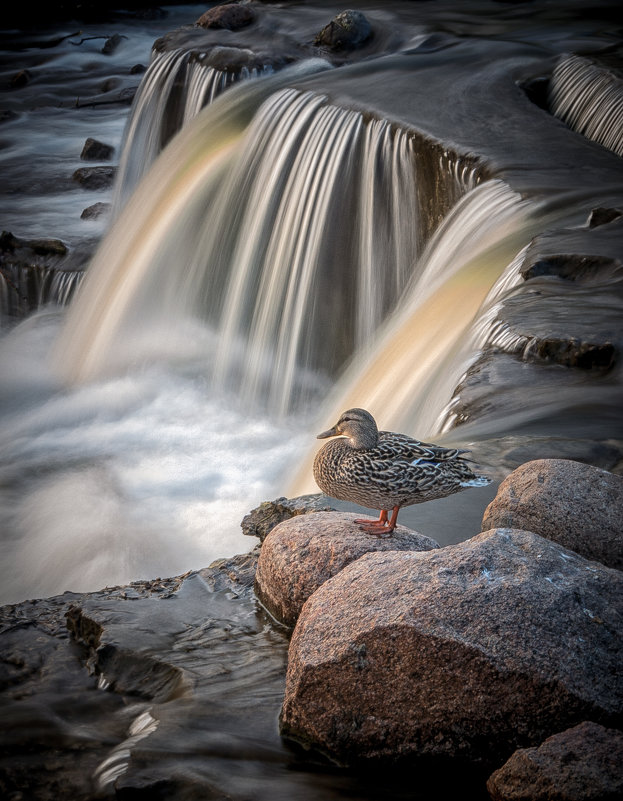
[255,512,439,626]
[487,721,623,801]
[482,458,623,570]
[279,528,623,770]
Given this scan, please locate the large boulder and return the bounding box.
[255,512,439,626]
[280,529,623,769]
[487,721,623,801]
[482,459,623,569]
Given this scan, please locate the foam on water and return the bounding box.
[0,311,307,604]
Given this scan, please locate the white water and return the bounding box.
[56,80,470,415]
[0,310,309,604]
[112,47,274,213]
[550,53,623,157]
[1,60,545,603]
[289,181,537,495]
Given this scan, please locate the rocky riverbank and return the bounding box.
[2,457,622,800]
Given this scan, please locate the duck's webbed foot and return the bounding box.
[354,508,394,537]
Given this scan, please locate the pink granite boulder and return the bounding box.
[254,511,439,626]
[280,529,623,768]
[482,459,623,569]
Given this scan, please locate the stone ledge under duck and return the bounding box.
[313,408,491,535]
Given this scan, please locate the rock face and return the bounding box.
[482,459,623,570]
[280,529,623,768]
[487,721,623,801]
[255,512,439,626]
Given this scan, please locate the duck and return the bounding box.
[313,407,491,535]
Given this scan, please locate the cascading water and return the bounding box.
[112,47,274,213]
[549,54,623,157]
[57,78,473,415]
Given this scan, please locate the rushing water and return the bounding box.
[1,1,622,602]
[1,3,622,800]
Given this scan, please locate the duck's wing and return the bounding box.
[377,431,470,464]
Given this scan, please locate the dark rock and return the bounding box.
[314,10,372,50]
[80,137,114,161]
[9,69,31,89]
[482,459,623,569]
[588,207,623,228]
[0,230,67,257]
[520,253,622,282]
[130,63,146,75]
[197,2,255,31]
[72,165,116,190]
[100,77,120,93]
[280,529,623,768]
[80,201,110,220]
[523,337,616,370]
[101,33,124,55]
[487,721,623,801]
[255,512,439,626]
[241,493,335,543]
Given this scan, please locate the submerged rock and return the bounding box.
[482,459,623,570]
[255,512,439,626]
[72,165,116,190]
[280,529,623,768]
[487,721,623,801]
[80,201,110,220]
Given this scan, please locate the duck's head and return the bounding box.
[316,408,379,449]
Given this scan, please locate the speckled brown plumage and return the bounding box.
[313,408,490,534]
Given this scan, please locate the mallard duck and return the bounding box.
[313,408,491,535]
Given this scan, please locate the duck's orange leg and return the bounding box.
[386,505,400,532]
[355,508,397,537]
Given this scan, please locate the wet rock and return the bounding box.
[588,206,623,228]
[80,137,114,161]
[482,459,623,569]
[101,33,124,55]
[314,10,372,50]
[130,63,146,75]
[0,230,67,257]
[80,201,110,220]
[9,69,31,89]
[241,493,335,543]
[72,165,116,190]
[280,529,623,768]
[100,76,121,93]
[197,2,255,31]
[487,721,623,801]
[520,253,622,282]
[255,512,439,626]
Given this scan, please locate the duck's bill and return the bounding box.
[316,425,338,439]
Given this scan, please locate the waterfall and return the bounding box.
[288,181,536,495]
[112,47,274,213]
[56,72,478,416]
[549,54,623,157]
